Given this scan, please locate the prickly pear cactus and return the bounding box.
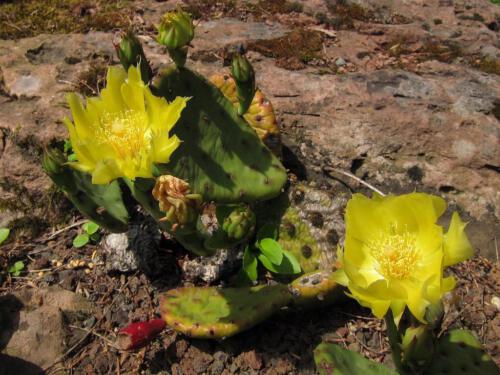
[160,270,344,338]
[210,73,281,155]
[42,149,129,233]
[160,284,291,338]
[314,342,398,375]
[427,329,499,375]
[154,67,287,204]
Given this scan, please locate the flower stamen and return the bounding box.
[369,225,418,280]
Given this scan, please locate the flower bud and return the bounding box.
[157,9,194,50]
[231,53,255,84]
[42,148,65,176]
[230,54,256,115]
[115,30,152,83]
[152,175,201,226]
[222,205,256,241]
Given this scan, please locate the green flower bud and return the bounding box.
[115,30,152,83]
[222,206,256,241]
[42,148,65,176]
[230,53,255,84]
[230,54,256,115]
[157,9,194,50]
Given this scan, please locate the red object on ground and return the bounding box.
[117,318,166,350]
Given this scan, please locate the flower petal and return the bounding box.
[443,212,473,267]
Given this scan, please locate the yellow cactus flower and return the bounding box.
[333,192,473,324]
[64,65,188,184]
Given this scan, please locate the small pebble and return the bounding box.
[87,262,94,269]
[37,271,44,278]
[84,268,91,274]
[491,296,500,311]
[335,57,347,67]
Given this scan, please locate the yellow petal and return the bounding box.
[67,93,93,138]
[100,66,127,113]
[406,281,429,323]
[64,118,96,169]
[390,300,406,326]
[157,96,189,132]
[331,269,349,286]
[153,134,181,163]
[121,66,145,112]
[91,159,123,184]
[443,212,473,267]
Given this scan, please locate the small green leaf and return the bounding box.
[258,250,301,275]
[0,228,10,245]
[73,233,90,248]
[243,246,258,281]
[63,139,72,153]
[258,238,283,265]
[9,261,25,277]
[67,153,78,162]
[256,222,278,241]
[89,232,101,242]
[82,221,100,235]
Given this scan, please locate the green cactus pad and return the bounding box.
[314,343,398,375]
[45,159,129,233]
[427,329,499,375]
[160,270,345,339]
[289,271,344,308]
[154,67,287,203]
[160,284,291,338]
[278,206,322,273]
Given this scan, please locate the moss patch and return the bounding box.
[324,0,375,29]
[0,0,134,40]
[470,57,500,76]
[247,28,324,70]
[385,36,462,64]
[183,0,302,20]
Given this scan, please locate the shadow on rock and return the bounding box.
[0,354,44,375]
[0,294,23,351]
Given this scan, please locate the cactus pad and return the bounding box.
[160,270,345,338]
[155,67,287,203]
[44,156,129,233]
[210,73,281,155]
[289,271,344,308]
[160,284,291,338]
[278,206,322,273]
[314,342,398,375]
[427,329,499,375]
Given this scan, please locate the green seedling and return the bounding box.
[63,139,77,162]
[242,223,301,281]
[8,261,24,277]
[73,221,101,248]
[0,228,10,245]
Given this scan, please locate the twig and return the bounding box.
[43,321,96,372]
[45,219,87,240]
[495,236,498,263]
[324,167,386,196]
[69,325,119,349]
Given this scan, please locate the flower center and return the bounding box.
[97,110,150,159]
[368,225,418,280]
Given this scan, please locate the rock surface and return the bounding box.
[0,286,93,370]
[0,0,498,258]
